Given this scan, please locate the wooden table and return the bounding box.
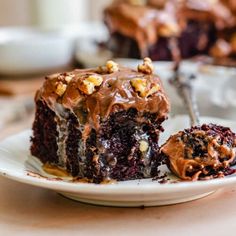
[0,173,236,235]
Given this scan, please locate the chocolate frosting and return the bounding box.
[35,61,170,131]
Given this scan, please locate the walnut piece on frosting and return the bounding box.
[137,57,154,74]
[86,75,103,86]
[64,75,74,83]
[131,78,160,97]
[96,60,119,74]
[55,82,67,96]
[106,60,119,73]
[47,73,61,80]
[78,74,103,95]
[146,84,160,97]
[130,78,147,97]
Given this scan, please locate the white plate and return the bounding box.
[0,27,76,76]
[0,115,236,207]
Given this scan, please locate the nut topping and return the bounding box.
[106,60,119,73]
[79,80,95,95]
[64,75,74,83]
[130,78,147,97]
[78,74,103,95]
[96,60,119,74]
[146,84,160,97]
[47,73,61,80]
[86,75,103,86]
[131,78,160,97]
[137,57,154,74]
[55,82,67,96]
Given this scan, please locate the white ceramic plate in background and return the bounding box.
[0,115,236,207]
[0,27,75,76]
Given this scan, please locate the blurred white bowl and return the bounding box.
[0,22,109,76]
[0,27,75,76]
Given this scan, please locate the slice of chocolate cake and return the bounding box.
[30,58,170,183]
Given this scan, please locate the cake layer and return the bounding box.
[31,59,170,183]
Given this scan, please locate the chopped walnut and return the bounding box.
[106,60,119,73]
[46,73,61,80]
[64,75,74,83]
[96,60,119,74]
[146,84,160,97]
[131,78,160,97]
[137,57,154,74]
[86,75,103,86]
[55,82,67,96]
[78,80,95,95]
[78,74,103,95]
[130,78,147,97]
[96,66,107,74]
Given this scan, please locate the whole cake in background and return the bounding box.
[30,58,170,183]
[104,0,236,63]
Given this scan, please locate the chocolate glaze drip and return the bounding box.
[36,66,170,133]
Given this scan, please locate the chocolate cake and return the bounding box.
[161,124,236,181]
[30,59,170,183]
[104,0,236,62]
